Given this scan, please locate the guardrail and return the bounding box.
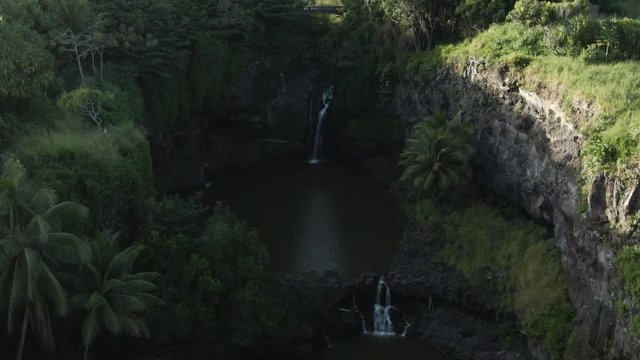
[301,5,344,14]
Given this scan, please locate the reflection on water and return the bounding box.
[205,162,401,277]
[292,187,341,272]
[294,337,453,360]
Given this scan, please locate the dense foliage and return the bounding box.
[0,159,89,360]
[141,197,277,351]
[2,0,638,358]
[0,0,306,358]
[70,232,161,360]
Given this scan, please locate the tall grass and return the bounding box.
[416,199,575,356]
[17,122,153,227]
[443,22,549,66]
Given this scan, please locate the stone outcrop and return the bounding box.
[391,59,640,359]
[153,62,322,192]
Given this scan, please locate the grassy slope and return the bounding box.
[407,22,640,174]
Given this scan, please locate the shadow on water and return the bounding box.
[204,162,402,278]
[291,336,452,360]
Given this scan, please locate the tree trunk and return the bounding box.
[91,51,97,77]
[99,49,104,83]
[83,343,90,360]
[41,308,56,359]
[16,308,30,360]
[75,48,85,85]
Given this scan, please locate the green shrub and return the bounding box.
[565,15,600,52]
[438,202,575,355]
[101,79,146,126]
[508,0,555,26]
[508,0,589,26]
[0,22,54,105]
[547,0,590,20]
[527,303,577,356]
[618,245,640,337]
[444,22,549,66]
[143,200,278,350]
[405,49,446,80]
[17,123,153,226]
[455,0,509,37]
[615,18,640,61]
[580,43,608,62]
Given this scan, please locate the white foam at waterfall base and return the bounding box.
[371,276,395,336]
[309,86,333,164]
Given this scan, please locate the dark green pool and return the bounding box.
[205,162,401,277]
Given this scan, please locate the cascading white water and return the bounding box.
[309,86,333,164]
[372,276,394,336]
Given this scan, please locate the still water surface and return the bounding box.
[206,162,401,277]
[295,337,452,360]
[207,163,452,360]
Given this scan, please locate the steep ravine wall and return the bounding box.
[391,60,640,359]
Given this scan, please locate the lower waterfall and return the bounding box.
[372,276,395,336]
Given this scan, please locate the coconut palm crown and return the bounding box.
[70,231,160,360]
[0,157,89,360]
[400,112,474,195]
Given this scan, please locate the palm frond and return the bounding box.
[399,111,474,195]
[29,187,58,215]
[42,201,89,227]
[74,231,160,348]
[48,233,91,264]
[82,308,101,346]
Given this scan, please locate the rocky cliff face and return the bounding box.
[392,60,640,359]
[154,62,324,192]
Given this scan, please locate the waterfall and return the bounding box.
[372,276,394,336]
[401,321,411,337]
[344,276,406,337]
[309,86,333,164]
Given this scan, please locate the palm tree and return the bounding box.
[400,112,473,196]
[0,158,89,360]
[70,231,160,360]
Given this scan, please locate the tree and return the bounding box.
[0,158,89,360]
[507,0,554,26]
[57,88,114,131]
[0,22,55,102]
[400,112,473,196]
[56,29,92,85]
[381,0,459,50]
[199,204,275,347]
[455,0,508,36]
[88,32,117,83]
[70,232,160,360]
[142,200,277,349]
